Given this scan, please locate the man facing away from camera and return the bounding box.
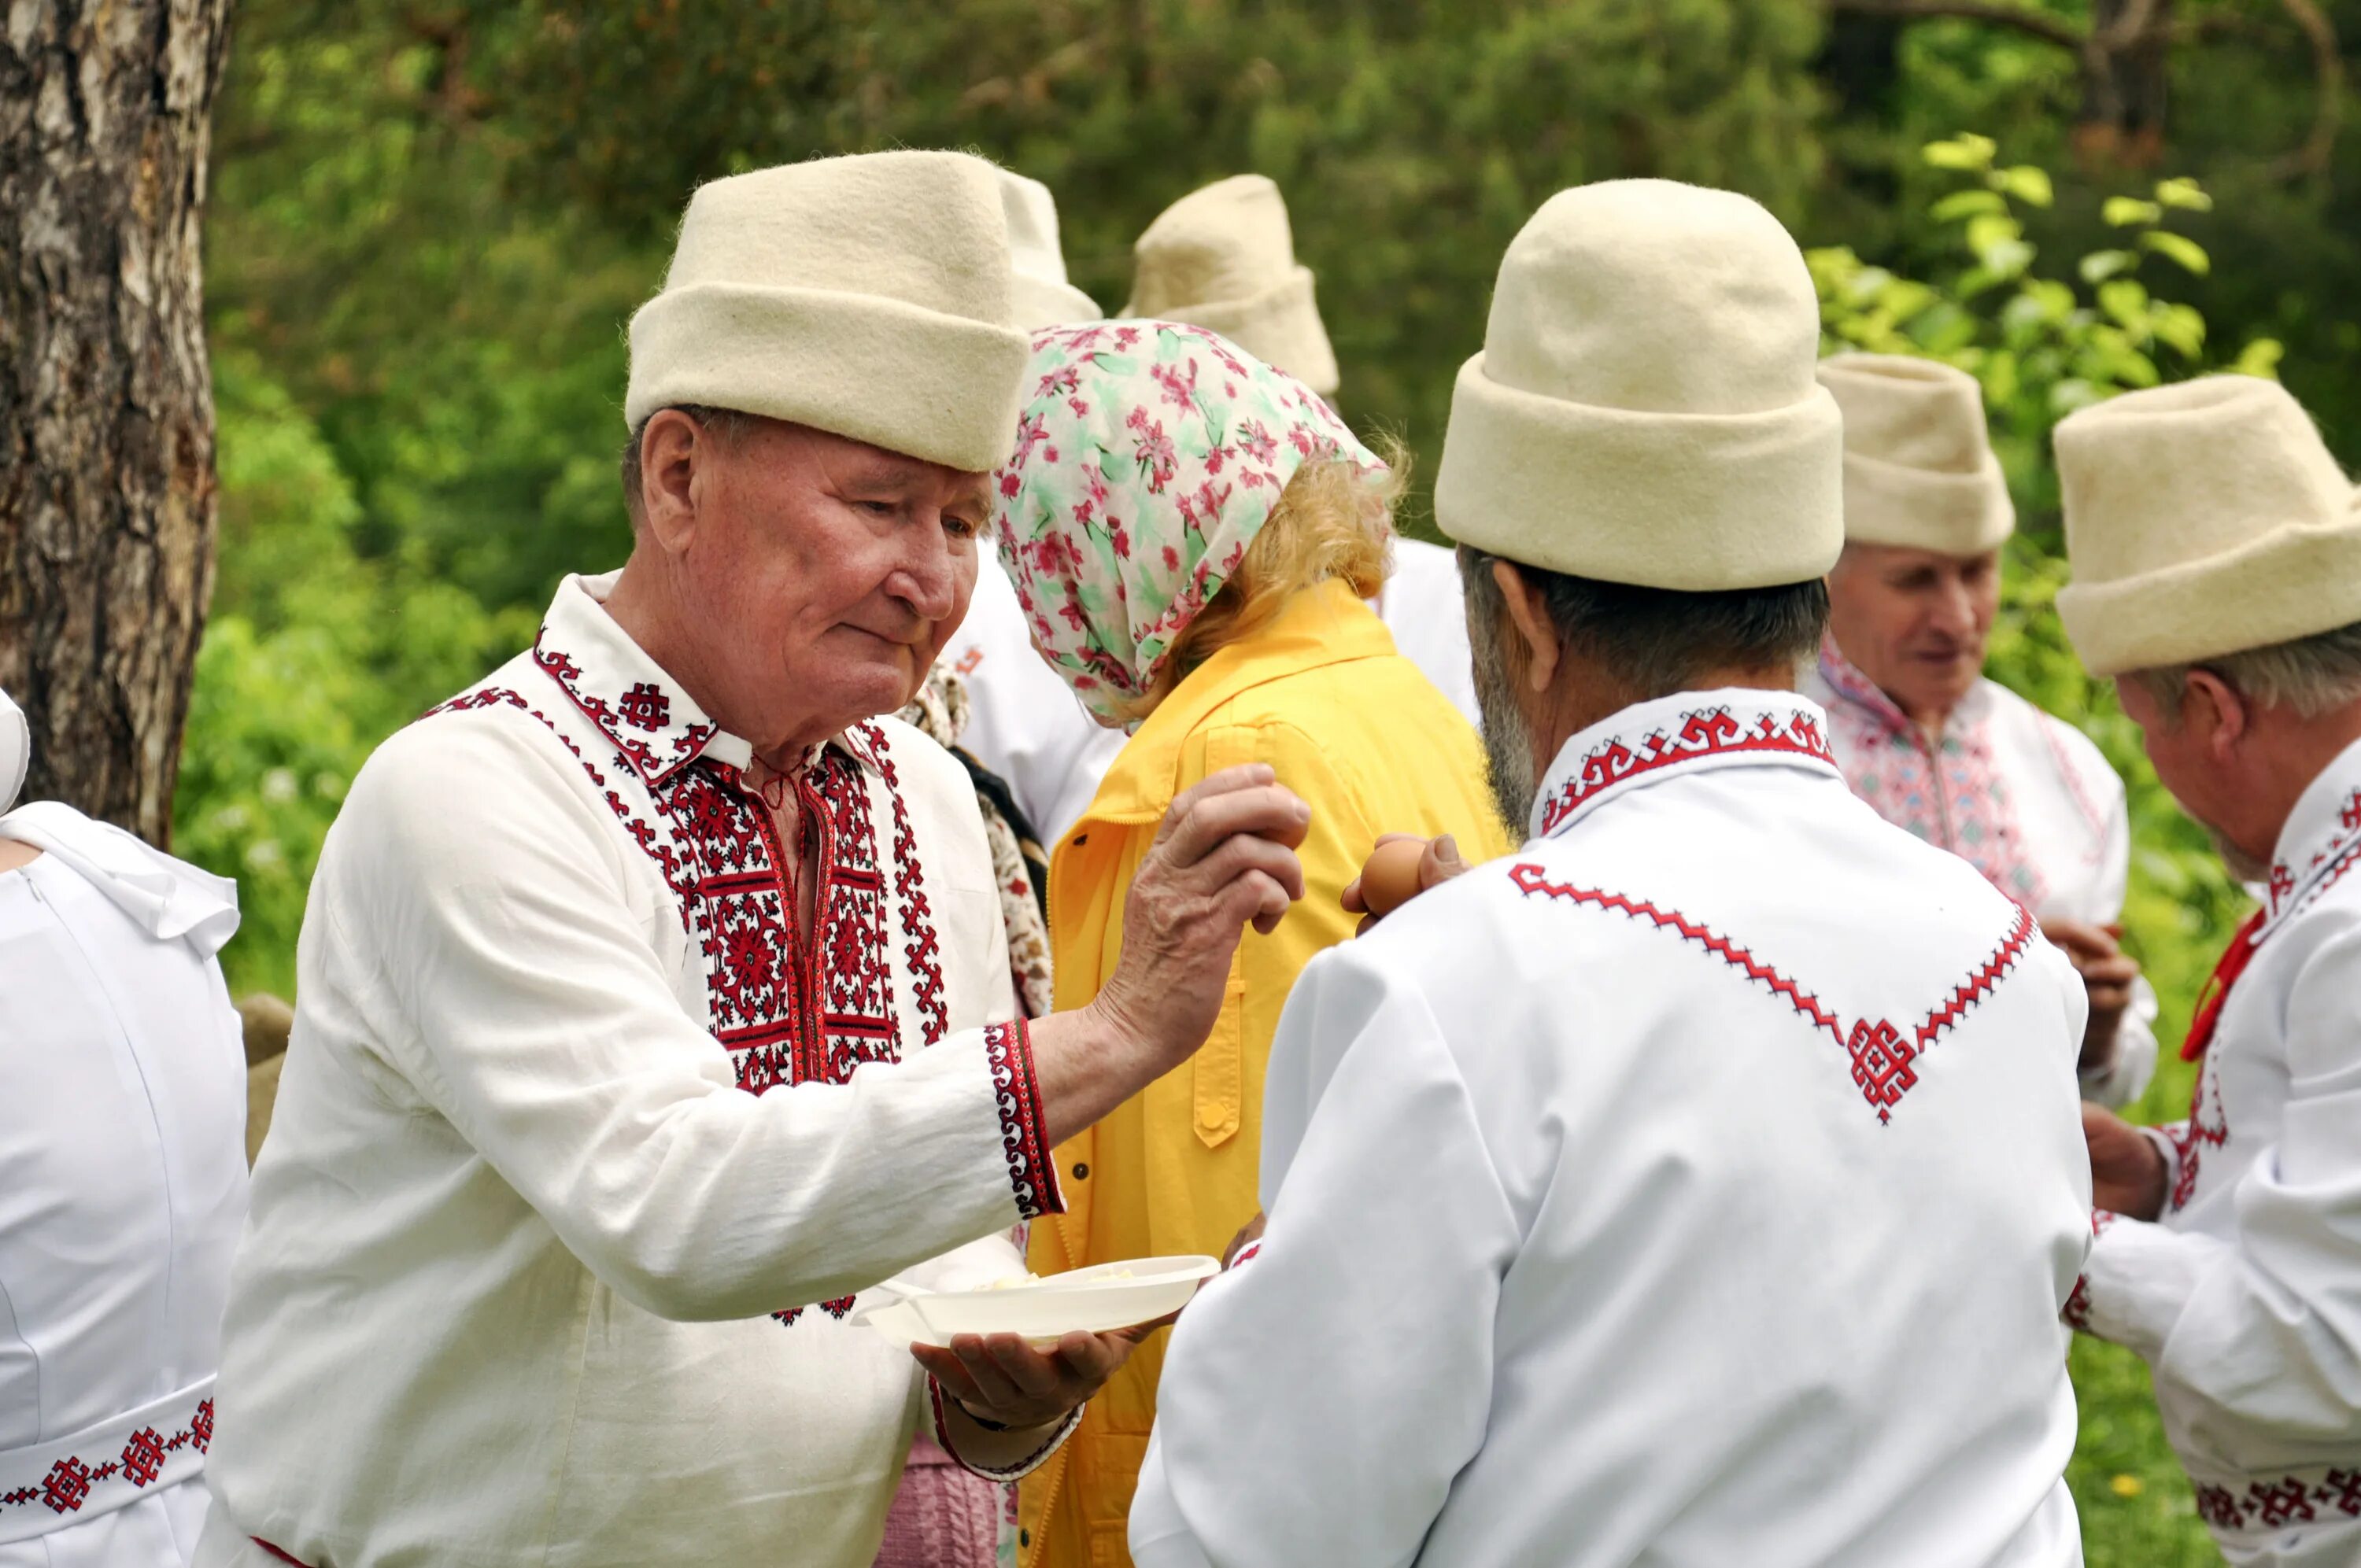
[1130,178,2094,1568]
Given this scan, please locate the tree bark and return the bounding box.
[0,0,233,846]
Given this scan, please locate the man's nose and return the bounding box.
[892,521,959,622]
[1928,577,1975,638]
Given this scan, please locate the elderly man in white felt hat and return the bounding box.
[190,150,1310,1568]
[939,169,1125,853]
[2056,376,2361,1568]
[1128,172,1483,727]
[1130,180,2092,1568]
[1804,352,2159,1108]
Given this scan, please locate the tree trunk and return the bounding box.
[0,0,233,846]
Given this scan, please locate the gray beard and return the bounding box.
[2209,825,2274,887]
[1469,624,1539,842]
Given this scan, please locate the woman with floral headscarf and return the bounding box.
[995,322,1508,1568]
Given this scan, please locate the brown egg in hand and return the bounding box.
[1357,837,1430,918]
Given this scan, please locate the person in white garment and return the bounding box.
[0,689,250,1568]
[940,169,1125,847]
[1129,179,2093,1568]
[192,150,1310,1568]
[2055,375,2361,1568]
[1125,172,1481,725]
[1804,352,2159,1107]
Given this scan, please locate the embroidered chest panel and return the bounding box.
[1511,861,2034,1123]
[427,651,948,1097]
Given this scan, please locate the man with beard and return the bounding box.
[1805,353,2156,1107]
[2055,376,2361,1568]
[1127,179,2094,1567]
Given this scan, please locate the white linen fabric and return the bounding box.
[1804,646,2159,1106]
[1131,688,2093,1568]
[0,806,249,1568]
[192,573,1070,1568]
[2067,735,2361,1566]
[946,553,1126,847]
[1374,537,1480,728]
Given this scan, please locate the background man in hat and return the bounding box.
[1125,172,1481,728]
[1805,352,2158,1107]
[2057,375,2361,1568]
[191,149,1308,1568]
[1129,179,2092,1568]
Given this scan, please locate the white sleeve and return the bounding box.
[2076,920,2361,1444]
[1130,945,1519,1568]
[330,718,1058,1323]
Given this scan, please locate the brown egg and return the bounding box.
[1358,837,1430,918]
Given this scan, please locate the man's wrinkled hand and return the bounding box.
[2082,1101,2168,1220]
[1092,765,1307,1077]
[1341,832,1470,935]
[911,1325,1159,1433]
[2044,920,2142,1074]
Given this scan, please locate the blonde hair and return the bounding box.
[1113,440,1408,722]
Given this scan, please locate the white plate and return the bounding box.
[857,1256,1220,1348]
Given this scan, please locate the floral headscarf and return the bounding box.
[991,320,1384,724]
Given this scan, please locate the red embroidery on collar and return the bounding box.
[0,1400,212,1519]
[1509,863,2035,1123]
[2267,788,2361,924]
[531,633,717,787]
[1538,704,1834,837]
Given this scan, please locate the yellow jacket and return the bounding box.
[1018,577,1509,1568]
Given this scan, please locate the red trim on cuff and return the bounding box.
[985,1018,1064,1219]
[252,1541,314,1567]
[927,1375,1078,1481]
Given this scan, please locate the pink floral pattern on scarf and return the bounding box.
[990,320,1382,725]
[1817,636,2049,909]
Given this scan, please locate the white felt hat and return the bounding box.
[2056,375,2361,675]
[626,149,1032,474]
[1818,353,2014,555]
[1122,175,1339,395]
[1434,179,1843,590]
[998,169,1101,330]
[0,688,23,816]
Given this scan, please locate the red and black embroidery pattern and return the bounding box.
[985,1018,1062,1219]
[1509,862,2035,1123]
[2169,1059,2230,1213]
[927,1377,1079,1482]
[2062,1209,2117,1334]
[2194,1467,2361,1536]
[1,1400,213,1519]
[866,725,949,1048]
[1539,705,1834,837]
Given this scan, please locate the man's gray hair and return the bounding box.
[1458,547,1830,701]
[619,404,755,524]
[2128,620,2361,722]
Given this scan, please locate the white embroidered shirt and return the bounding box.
[1132,689,2093,1568]
[2068,735,2361,1562]
[1805,641,2160,1107]
[195,574,1067,1568]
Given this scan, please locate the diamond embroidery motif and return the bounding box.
[1846,1019,1918,1118]
[118,1426,167,1488]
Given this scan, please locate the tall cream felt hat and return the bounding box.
[1434,179,1843,589]
[625,149,1031,474]
[2056,375,2361,675]
[1122,174,1339,395]
[998,169,1101,330]
[1817,353,2014,555]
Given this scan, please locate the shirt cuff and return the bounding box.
[2067,1209,2208,1363]
[983,1018,1064,1220]
[926,1375,1081,1481]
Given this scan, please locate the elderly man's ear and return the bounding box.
[637,409,710,548]
[1490,559,1561,693]
[2182,669,2250,761]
